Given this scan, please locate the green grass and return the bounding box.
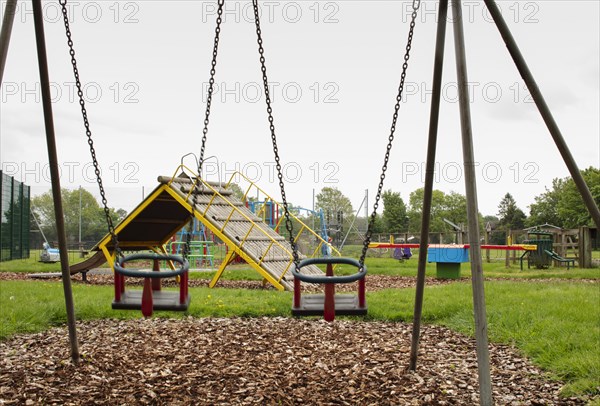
[188,266,264,281]
[0,250,90,273]
[0,278,598,398]
[368,281,600,396]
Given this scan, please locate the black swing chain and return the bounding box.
[59,0,122,258]
[185,0,224,260]
[252,0,299,266]
[197,0,225,176]
[359,0,421,267]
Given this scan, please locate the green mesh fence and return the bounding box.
[0,171,31,262]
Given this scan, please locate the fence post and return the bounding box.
[579,226,592,268]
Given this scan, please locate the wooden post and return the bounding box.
[579,226,592,268]
[409,0,448,372]
[451,0,493,403]
[0,0,17,85]
[32,0,79,364]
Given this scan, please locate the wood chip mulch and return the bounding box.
[0,317,588,405]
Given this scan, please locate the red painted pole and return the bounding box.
[293,275,301,308]
[324,263,335,322]
[180,271,188,304]
[358,277,366,308]
[141,278,153,318]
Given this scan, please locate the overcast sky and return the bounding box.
[1,0,598,219]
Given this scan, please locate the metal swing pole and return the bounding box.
[32,0,80,364]
[0,0,17,84]
[483,0,600,230]
[409,0,449,371]
[451,0,493,404]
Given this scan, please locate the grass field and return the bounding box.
[0,249,599,399]
[0,250,89,273]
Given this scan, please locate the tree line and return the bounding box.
[30,167,597,246]
[312,167,599,235]
[31,188,126,245]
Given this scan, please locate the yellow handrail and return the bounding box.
[168,165,294,266]
[225,171,341,259]
[166,165,341,285]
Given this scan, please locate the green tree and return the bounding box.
[370,213,385,234]
[315,187,354,219]
[32,188,126,244]
[406,188,482,237]
[527,178,564,227]
[558,167,600,228]
[556,167,599,228]
[497,192,526,231]
[443,191,468,227]
[381,190,407,233]
[482,215,499,231]
[227,183,245,201]
[527,167,600,229]
[407,188,449,232]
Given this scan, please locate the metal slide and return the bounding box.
[68,251,106,274]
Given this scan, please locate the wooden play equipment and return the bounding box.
[86,167,337,292]
[498,225,596,269]
[522,229,576,270]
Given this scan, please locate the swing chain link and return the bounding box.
[188,0,225,260]
[359,0,421,267]
[198,0,225,177]
[59,0,122,257]
[252,0,299,266]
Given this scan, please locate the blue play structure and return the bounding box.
[428,245,469,279]
[293,207,329,241]
[247,200,279,228]
[246,202,332,257]
[169,218,214,269]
